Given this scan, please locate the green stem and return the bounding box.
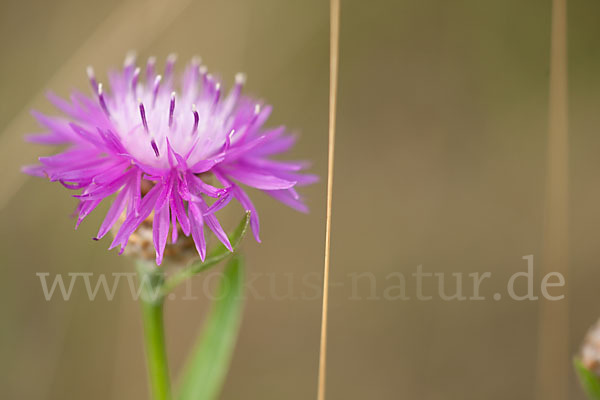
[138,262,171,400]
[141,299,171,400]
[132,212,250,400]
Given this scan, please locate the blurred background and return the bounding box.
[1,0,599,398]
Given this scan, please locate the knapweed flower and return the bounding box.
[581,319,600,377]
[24,53,316,265]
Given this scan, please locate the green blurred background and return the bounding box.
[1,0,599,398]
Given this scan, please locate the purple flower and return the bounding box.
[24,53,317,265]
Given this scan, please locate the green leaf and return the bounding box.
[204,211,251,261]
[162,212,251,295]
[177,255,245,400]
[575,358,600,399]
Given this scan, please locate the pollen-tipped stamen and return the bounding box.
[150,140,160,157]
[233,72,246,97]
[191,104,199,135]
[169,92,176,128]
[213,83,221,108]
[152,75,162,107]
[139,101,160,158]
[86,66,98,92]
[199,65,208,79]
[123,51,137,77]
[139,101,150,133]
[241,104,262,136]
[146,56,156,80]
[228,129,236,143]
[184,57,202,89]
[97,83,110,116]
[131,67,141,95]
[164,53,177,80]
[203,72,213,97]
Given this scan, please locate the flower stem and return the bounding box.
[138,261,171,400]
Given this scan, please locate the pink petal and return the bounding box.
[264,189,309,213]
[110,183,162,252]
[95,185,131,240]
[224,168,296,190]
[153,200,170,265]
[188,202,206,261]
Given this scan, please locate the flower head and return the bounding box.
[581,319,600,377]
[24,53,316,265]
